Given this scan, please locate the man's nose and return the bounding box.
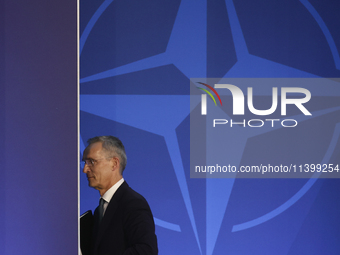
[83,164,89,173]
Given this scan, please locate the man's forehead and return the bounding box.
[83,142,103,157]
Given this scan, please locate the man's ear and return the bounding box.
[111,157,120,171]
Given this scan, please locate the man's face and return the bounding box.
[82,142,117,194]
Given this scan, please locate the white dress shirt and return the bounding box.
[101,178,125,216]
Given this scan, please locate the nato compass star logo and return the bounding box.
[79,0,340,254]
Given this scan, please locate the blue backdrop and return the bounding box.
[79,1,340,255]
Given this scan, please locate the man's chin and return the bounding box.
[87,178,96,187]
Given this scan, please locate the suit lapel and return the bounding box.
[93,182,128,252]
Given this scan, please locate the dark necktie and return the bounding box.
[98,198,105,222]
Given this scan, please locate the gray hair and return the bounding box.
[87,136,127,173]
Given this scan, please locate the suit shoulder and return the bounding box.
[119,184,152,210]
[124,185,148,203]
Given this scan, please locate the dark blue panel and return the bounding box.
[288,179,340,255]
[207,0,237,77]
[218,178,323,255]
[4,0,77,254]
[0,0,5,253]
[309,0,340,52]
[234,0,340,77]
[80,0,103,35]
[81,0,181,78]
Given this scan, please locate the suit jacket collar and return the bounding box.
[93,181,129,251]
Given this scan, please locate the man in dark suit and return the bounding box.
[82,136,158,255]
